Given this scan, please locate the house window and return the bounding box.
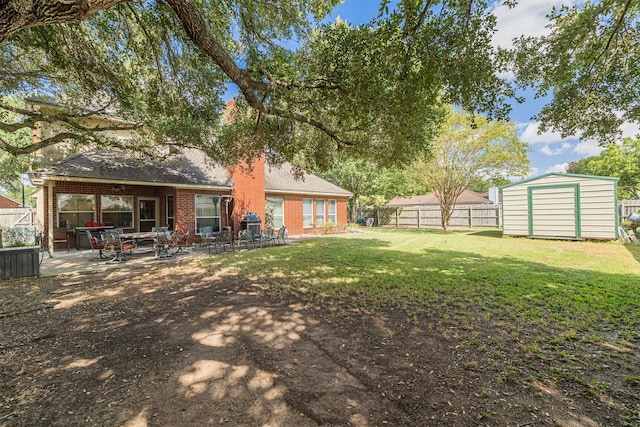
[302,198,313,228]
[315,199,325,226]
[195,195,220,233]
[328,199,337,223]
[101,195,134,229]
[266,197,284,229]
[57,194,95,229]
[167,195,174,230]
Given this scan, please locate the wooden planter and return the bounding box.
[0,247,40,280]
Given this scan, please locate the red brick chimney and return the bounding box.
[224,99,266,233]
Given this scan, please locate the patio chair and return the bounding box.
[53,227,70,252]
[102,230,136,261]
[235,229,255,250]
[86,230,106,260]
[175,228,193,254]
[275,226,288,245]
[209,228,234,254]
[152,227,172,259]
[259,228,275,247]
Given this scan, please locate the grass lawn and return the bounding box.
[202,228,640,422]
[204,228,640,337]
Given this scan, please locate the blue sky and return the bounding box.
[327,0,639,178]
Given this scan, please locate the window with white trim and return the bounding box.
[101,195,134,228]
[315,199,325,226]
[57,194,96,229]
[195,195,221,233]
[328,199,337,223]
[302,198,313,228]
[266,197,284,229]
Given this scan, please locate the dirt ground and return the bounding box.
[1,259,638,426]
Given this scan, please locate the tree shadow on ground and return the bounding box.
[1,237,639,426]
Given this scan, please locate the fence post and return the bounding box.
[468,207,472,228]
[417,207,420,228]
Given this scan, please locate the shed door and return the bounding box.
[528,184,580,238]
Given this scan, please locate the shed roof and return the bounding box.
[387,189,490,207]
[499,172,619,190]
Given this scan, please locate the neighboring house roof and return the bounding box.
[387,189,490,207]
[28,149,352,196]
[0,195,22,209]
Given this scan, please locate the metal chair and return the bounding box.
[275,226,288,245]
[152,227,172,259]
[86,230,106,260]
[102,230,136,261]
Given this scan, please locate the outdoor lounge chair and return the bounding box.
[86,230,106,260]
[102,230,136,261]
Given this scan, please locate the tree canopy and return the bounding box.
[411,109,529,231]
[513,0,640,144]
[566,137,640,199]
[1,0,515,169]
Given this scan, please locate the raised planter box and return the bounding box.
[0,247,40,280]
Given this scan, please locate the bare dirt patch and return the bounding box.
[1,259,638,426]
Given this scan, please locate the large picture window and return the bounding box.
[302,198,313,228]
[101,195,134,228]
[328,200,337,223]
[315,199,325,226]
[57,194,96,229]
[196,195,221,233]
[266,197,284,229]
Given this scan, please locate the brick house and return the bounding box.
[29,147,351,253]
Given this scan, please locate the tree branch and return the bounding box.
[165,0,351,147]
[0,0,130,43]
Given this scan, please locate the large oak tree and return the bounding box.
[1,0,514,169]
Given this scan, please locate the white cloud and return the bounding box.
[545,163,569,173]
[573,140,604,157]
[492,1,577,49]
[517,122,575,145]
[540,142,572,156]
[525,167,540,178]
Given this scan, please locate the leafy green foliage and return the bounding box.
[317,158,421,220]
[566,138,640,199]
[0,96,32,189]
[410,109,529,230]
[513,1,640,143]
[1,0,515,171]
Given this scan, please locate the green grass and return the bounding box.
[202,228,640,336]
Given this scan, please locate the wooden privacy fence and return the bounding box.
[620,200,640,219]
[372,199,640,229]
[0,208,35,228]
[372,204,502,228]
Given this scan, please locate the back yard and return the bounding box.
[1,229,639,426]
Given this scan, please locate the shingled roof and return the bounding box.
[30,149,232,189]
[29,149,352,196]
[387,189,491,206]
[265,164,352,196]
